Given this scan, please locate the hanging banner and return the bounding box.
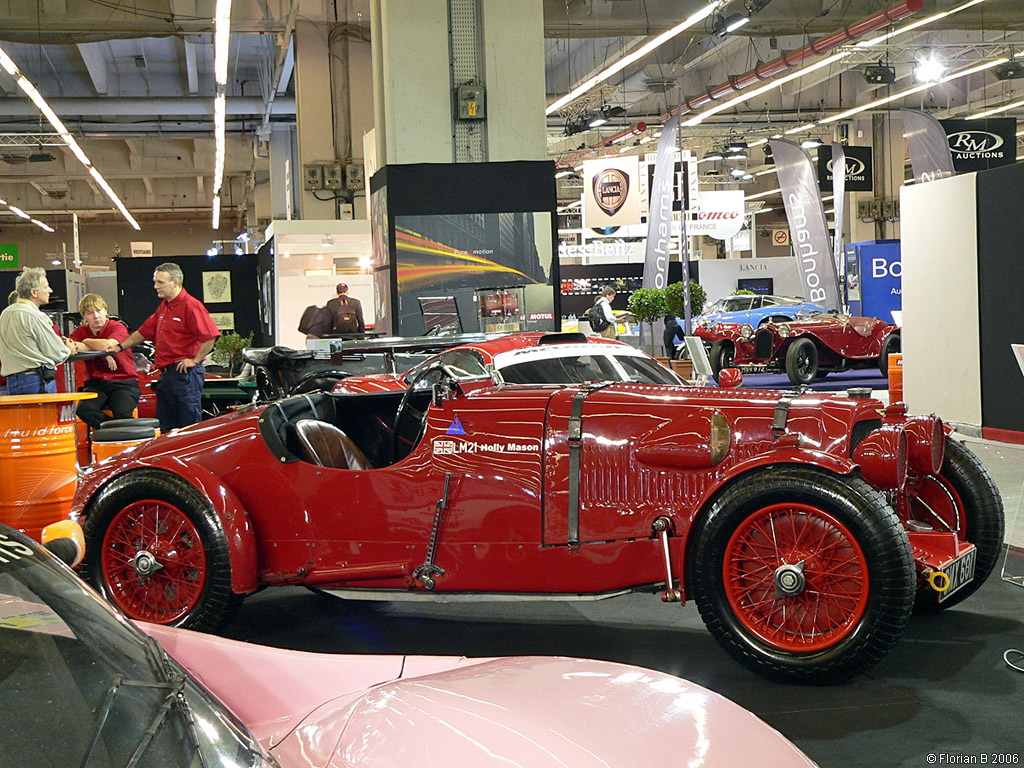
[642,113,680,292]
[831,143,846,287]
[817,144,873,191]
[770,138,842,312]
[690,190,744,240]
[939,117,1016,172]
[584,155,641,229]
[901,109,955,183]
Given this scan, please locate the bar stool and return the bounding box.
[91,424,158,463]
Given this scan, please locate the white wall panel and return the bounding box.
[899,172,980,425]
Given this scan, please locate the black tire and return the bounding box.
[709,340,735,382]
[785,338,818,386]
[879,334,901,377]
[690,466,915,684]
[910,438,1004,612]
[80,469,242,632]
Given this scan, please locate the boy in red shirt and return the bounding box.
[68,293,140,428]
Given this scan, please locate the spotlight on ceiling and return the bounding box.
[703,150,724,162]
[801,137,824,149]
[234,244,243,255]
[863,65,896,85]
[726,151,748,160]
[730,168,747,178]
[206,247,218,257]
[726,138,748,153]
[914,54,946,83]
[588,114,609,128]
[744,0,772,12]
[713,12,750,38]
[321,236,335,248]
[994,61,1024,80]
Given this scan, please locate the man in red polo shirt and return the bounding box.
[68,292,139,428]
[105,262,219,431]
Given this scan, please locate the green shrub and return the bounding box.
[664,280,707,318]
[211,331,254,375]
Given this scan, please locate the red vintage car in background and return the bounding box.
[697,314,901,386]
[69,341,1002,684]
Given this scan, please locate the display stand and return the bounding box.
[0,391,97,541]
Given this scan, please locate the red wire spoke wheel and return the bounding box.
[691,466,914,683]
[100,499,207,624]
[81,469,241,632]
[723,503,869,653]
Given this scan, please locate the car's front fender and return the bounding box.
[76,455,259,594]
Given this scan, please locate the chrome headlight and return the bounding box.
[739,323,754,339]
[777,323,791,338]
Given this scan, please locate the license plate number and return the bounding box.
[938,546,977,603]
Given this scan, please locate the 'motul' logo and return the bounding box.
[593,169,629,216]
[827,157,867,179]
[947,130,1005,155]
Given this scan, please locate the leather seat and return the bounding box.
[295,419,374,470]
[849,316,878,337]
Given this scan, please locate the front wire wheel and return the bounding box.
[81,469,241,632]
[691,467,915,683]
[905,437,1004,612]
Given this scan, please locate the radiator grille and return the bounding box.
[755,330,774,359]
[850,419,882,457]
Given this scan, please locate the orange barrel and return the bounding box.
[888,353,903,403]
[0,392,97,541]
[91,425,156,464]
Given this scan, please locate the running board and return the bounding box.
[316,584,663,603]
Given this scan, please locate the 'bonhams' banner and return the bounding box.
[689,190,744,240]
[642,113,680,291]
[584,155,641,229]
[831,143,846,282]
[901,109,955,183]
[770,138,842,312]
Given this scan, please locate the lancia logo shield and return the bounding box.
[593,169,629,216]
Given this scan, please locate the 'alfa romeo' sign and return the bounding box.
[817,145,873,192]
[940,118,1016,172]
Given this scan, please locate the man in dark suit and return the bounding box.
[325,283,365,335]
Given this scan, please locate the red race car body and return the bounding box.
[697,314,901,386]
[70,348,1002,683]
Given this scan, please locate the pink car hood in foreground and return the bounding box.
[143,623,816,768]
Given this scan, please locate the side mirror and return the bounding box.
[718,368,743,389]
[41,520,85,568]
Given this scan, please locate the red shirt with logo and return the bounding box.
[70,319,137,382]
[138,288,220,369]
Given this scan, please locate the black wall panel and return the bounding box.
[976,161,1024,433]
[114,254,264,345]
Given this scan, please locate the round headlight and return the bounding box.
[740,324,754,339]
[777,323,791,338]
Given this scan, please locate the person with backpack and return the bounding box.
[588,285,618,339]
[325,282,365,335]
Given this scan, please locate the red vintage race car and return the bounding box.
[69,352,1002,683]
[697,314,901,386]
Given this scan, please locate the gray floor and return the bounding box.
[226,431,1024,768]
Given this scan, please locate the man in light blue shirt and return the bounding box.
[0,267,75,395]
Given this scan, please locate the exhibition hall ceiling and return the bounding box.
[0,0,1020,232]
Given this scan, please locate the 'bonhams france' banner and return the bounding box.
[584,155,641,229]
[770,138,842,312]
[642,111,680,291]
[901,108,954,183]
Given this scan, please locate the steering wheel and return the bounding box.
[392,362,460,461]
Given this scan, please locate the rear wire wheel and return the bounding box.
[908,437,1004,612]
[691,466,915,683]
[81,469,241,632]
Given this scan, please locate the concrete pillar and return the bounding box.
[293,20,336,219]
[371,0,546,165]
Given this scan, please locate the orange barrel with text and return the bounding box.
[0,392,97,541]
[888,353,903,403]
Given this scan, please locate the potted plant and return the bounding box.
[210,331,254,376]
[627,287,667,359]
[664,280,707,320]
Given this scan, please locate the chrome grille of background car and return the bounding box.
[754,330,774,359]
[850,419,882,457]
